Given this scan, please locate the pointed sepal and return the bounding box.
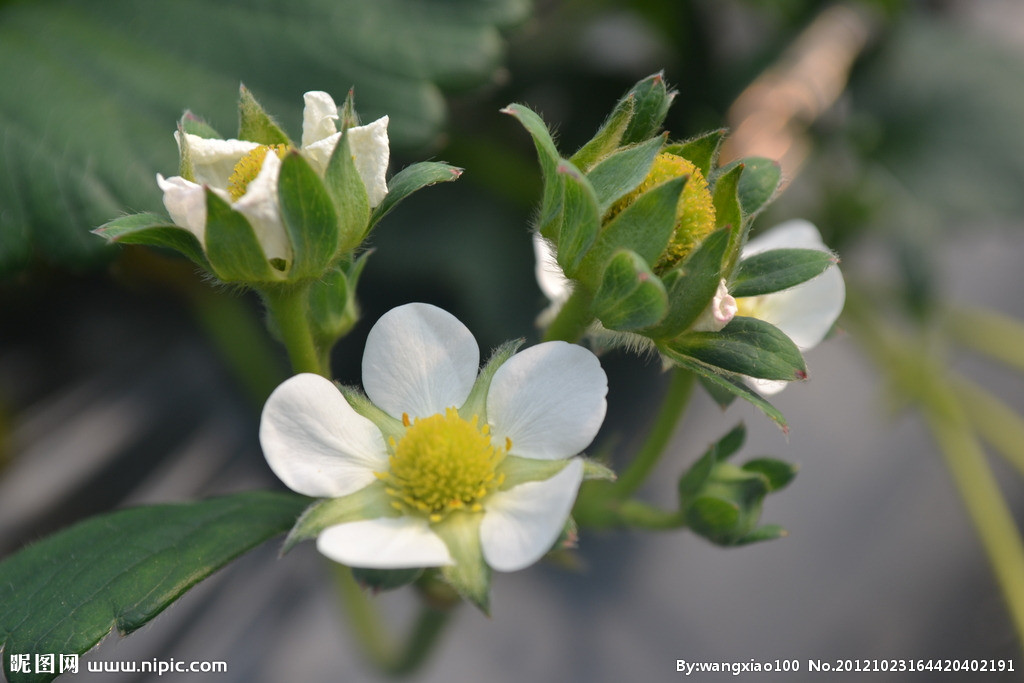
[592,249,668,331]
[238,84,292,146]
[278,150,340,279]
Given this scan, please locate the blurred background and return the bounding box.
[3,0,1024,680]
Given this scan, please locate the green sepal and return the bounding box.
[93,212,209,269]
[742,457,798,492]
[351,567,424,593]
[587,134,665,216]
[667,316,807,381]
[659,349,787,431]
[592,249,668,331]
[684,462,773,546]
[720,157,781,218]
[237,84,292,146]
[369,161,463,230]
[578,175,686,288]
[338,88,360,129]
[554,161,601,277]
[678,423,746,505]
[203,189,278,282]
[619,71,676,146]
[644,227,731,340]
[731,248,837,298]
[570,96,635,172]
[281,481,397,554]
[734,524,788,545]
[338,385,406,444]
[460,339,524,421]
[497,455,571,491]
[711,163,745,274]
[503,103,563,240]
[432,511,491,614]
[278,150,340,279]
[582,458,616,482]
[323,126,371,254]
[699,374,739,409]
[179,110,221,140]
[308,251,370,349]
[177,121,196,182]
[664,129,726,179]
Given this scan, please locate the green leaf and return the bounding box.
[503,103,564,240]
[369,161,463,230]
[324,128,371,254]
[278,151,339,279]
[586,135,665,216]
[659,349,788,431]
[731,248,837,298]
[307,252,370,347]
[578,175,686,287]
[645,227,731,340]
[735,157,781,217]
[93,212,209,268]
[664,129,726,179]
[712,163,744,275]
[592,249,668,331]
[668,316,807,381]
[678,424,745,506]
[555,161,601,277]
[0,0,527,276]
[619,72,676,146]
[742,458,798,492]
[237,84,291,146]
[570,96,635,172]
[203,189,277,282]
[0,491,307,683]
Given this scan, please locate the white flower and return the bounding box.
[260,303,607,577]
[737,219,846,395]
[157,91,389,263]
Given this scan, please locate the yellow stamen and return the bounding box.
[227,144,288,201]
[377,407,510,522]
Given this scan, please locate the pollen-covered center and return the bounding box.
[609,152,717,273]
[378,408,508,523]
[227,144,288,200]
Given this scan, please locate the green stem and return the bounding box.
[261,284,324,376]
[613,369,695,500]
[542,288,595,343]
[615,500,686,530]
[952,378,1024,480]
[333,565,454,676]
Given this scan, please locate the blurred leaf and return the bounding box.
[742,457,798,492]
[0,492,307,683]
[0,0,529,276]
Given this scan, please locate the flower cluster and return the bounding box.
[260,303,609,609]
[509,73,845,421]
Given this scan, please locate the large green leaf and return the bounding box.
[0,491,308,683]
[0,0,529,276]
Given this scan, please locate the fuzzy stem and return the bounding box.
[261,284,324,376]
[542,288,595,343]
[614,369,695,499]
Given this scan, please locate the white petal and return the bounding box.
[747,265,845,349]
[362,303,479,420]
[532,232,572,304]
[743,219,827,256]
[480,459,583,572]
[180,133,260,188]
[301,91,339,149]
[157,174,207,244]
[231,151,290,262]
[487,342,607,460]
[316,517,453,568]
[347,116,390,207]
[303,131,340,177]
[260,373,388,498]
[747,377,789,396]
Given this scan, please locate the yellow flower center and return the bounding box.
[610,152,717,272]
[378,408,509,523]
[227,144,288,201]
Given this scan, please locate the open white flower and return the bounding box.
[157,91,389,263]
[737,219,846,395]
[260,303,607,594]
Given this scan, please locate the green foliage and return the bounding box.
[0,492,308,683]
[592,249,668,331]
[667,317,807,382]
[0,0,528,276]
[731,248,837,298]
